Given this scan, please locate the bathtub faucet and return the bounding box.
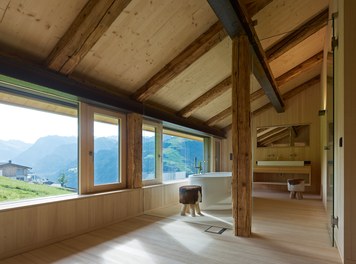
[194,157,203,174]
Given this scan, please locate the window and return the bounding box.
[80,103,126,193]
[142,122,162,185]
[162,130,204,182]
[0,90,78,203]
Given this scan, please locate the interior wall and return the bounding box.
[0,181,187,260]
[252,82,321,194]
[0,189,143,260]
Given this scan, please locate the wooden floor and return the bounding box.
[1,192,342,264]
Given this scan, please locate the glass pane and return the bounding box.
[94,113,120,185]
[0,95,78,203]
[142,129,156,180]
[215,140,221,172]
[162,133,204,181]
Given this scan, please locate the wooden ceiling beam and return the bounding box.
[205,107,232,127]
[177,77,231,118]
[132,0,271,103]
[251,51,324,102]
[0,54,226,138]
[131,22,227,102]
[46,0,132,75]
[266,8,329,62]
[252,75,320,116]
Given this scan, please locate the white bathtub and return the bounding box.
[188,172,232,210]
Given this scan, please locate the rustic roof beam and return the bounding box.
[132,22,226,102]
[46,0,132,75]
[266,8,329,62]
[132,0,271,103]
[177,77,231,118]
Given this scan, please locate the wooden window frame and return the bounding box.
[142,120,162,186]
[79,102,126,194]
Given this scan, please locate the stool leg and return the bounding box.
[290,191,296,199]
[195,202,203,216]
[180,204,188,216]
[296,192,303,200]
[185,205,190,214]
[190,204,196,217]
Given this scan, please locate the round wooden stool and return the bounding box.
[179,185,202,217]
[287,179,305,199]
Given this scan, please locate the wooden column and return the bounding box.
[232,35,252,237]
[127,113,143,188]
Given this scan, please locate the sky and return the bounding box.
[0,103,118,144]
[0,103,78,143]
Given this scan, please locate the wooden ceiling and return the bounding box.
[0,0,329,135]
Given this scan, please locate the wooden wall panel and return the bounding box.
[143,181,188,212]
[0,189,143,260]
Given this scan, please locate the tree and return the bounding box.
[58,172,68,187]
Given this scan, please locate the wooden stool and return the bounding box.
[287,179,305,200]
[179,185,202,217]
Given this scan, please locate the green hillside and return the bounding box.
[0,176,73,202]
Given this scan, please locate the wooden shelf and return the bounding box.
[253,165,311,186]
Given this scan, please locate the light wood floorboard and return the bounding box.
[0,192,341,264]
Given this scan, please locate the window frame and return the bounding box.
[79,103,126,194]
[142,120,162,186]
[162,128,205,182]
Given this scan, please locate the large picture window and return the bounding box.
[0,90,78,203]
[162,130,204,182]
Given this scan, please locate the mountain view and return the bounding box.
[1,134,204,191]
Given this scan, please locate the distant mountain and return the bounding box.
[0,140,31,161]
[1,134,203,190]
[14,136,77,167]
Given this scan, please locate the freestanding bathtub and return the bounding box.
[188,172,232,210]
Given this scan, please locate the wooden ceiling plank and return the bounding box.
[131,22,227,102]
[266,8,329,62]
[252,75,320,116]
[206,107,232,127]
[178,76,231,118]
[275,51,324,87]
[251,50,324,101]
[46,0,132,75]
[243,0,273,18]
[132,0,271,103]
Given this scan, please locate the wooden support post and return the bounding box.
[127,113,143,188]
[232,35,252,237]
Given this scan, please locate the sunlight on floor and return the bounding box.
[161,221,214,253]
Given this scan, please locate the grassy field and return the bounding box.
[0,176,74,202]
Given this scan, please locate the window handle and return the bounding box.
[89,151,94,161]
